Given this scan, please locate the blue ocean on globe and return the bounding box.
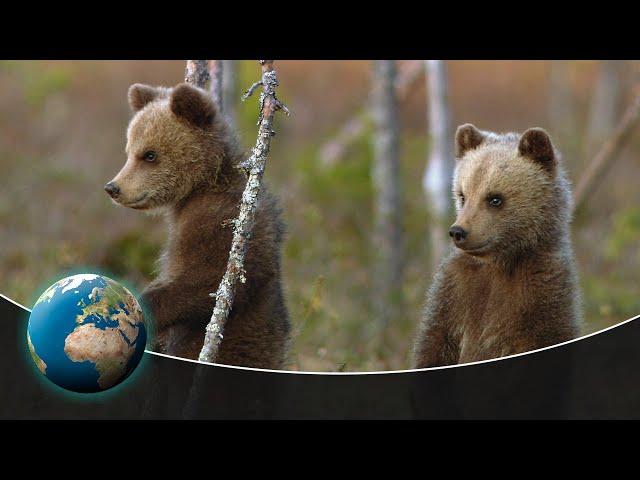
[27,274,147,393]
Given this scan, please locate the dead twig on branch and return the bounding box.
[198,60,289,363]
[319,60,424,167]
[573,88,640,213]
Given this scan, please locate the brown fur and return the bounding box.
[413,124,581,368]
[107,83,291,369]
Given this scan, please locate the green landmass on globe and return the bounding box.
[27,274,147,393]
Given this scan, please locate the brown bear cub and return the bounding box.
[105,83,290,369]
[412,124,581,368]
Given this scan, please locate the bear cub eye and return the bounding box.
[488,195,503,207]
[142,151,157,162]
[459,193,465,206]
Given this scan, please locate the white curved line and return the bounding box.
[5,292,638,376]
[0,293,31,311]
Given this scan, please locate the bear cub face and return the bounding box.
[449,123,568,262]
[105,83,225,211]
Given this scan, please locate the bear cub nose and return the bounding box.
[104,182,120,198]
[449,225,468,243]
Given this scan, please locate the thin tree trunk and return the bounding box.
[423,60,454,273]
[185,60,210,89]
[371,60,403,328]
[180,59,214,419]
[585,61,625,154]
[574,88,640,213]
[320,60,423,167]
[198,60,289,363]
[222,60,238,129]
[548,61,574,143]
[208,60,224,111]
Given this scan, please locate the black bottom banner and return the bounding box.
[2,296,638,419]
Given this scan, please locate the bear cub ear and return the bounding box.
[518,128,556,173]
[455,123,485,158]
[128,84,162,112]
[170,83,217,129]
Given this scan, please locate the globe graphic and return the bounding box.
[27,274,147,393]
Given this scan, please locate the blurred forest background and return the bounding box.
[1,60,639,372]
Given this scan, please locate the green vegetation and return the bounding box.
[606,207,640,262]
[102,231,162,282]
[23,67,71,107]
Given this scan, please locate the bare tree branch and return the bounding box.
[574,87,640,213]
[320,60,423,167]
[198,60,288,363]
[208,60,224,111]
[185,60,210,89]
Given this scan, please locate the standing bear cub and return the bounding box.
[105,83,291,369]
[413,124,581,368]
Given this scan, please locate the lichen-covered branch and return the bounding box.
[185,60,210,89]
[574,87,640,213]
[198,60,289,363]
[208,60,224,111]
[320,60,423,167]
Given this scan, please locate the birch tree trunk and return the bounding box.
[371,60,403,328]
[198,60,289,363]
[585,61,625,154]
[320,60,423,167]
[222,59,238,129]
[423,60,454,273]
